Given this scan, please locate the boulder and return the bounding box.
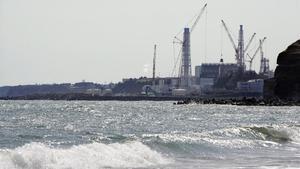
[274,40,300,99]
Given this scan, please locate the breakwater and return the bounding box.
[0,93,184,101]
[1,93,299,106]
[176,97,300,106]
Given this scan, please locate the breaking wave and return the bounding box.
[211,125,300,144]
[0,141,170,169]
[246,126,294,143]
[142,125,300,150]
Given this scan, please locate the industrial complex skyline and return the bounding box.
[1,0,299,86]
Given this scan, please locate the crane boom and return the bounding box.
[252,37,266,59]
[246,37,266,71]
[244,33,256,53]
[190,4,207,33]
[221,20,238,56]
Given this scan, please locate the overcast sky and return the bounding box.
[1,0,299,86]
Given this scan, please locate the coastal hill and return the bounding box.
[0,82,104,97]
[274,40,300,100]
[0,78,150,98]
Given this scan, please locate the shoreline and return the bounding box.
[0,93,299,106]
[176,98,300,106]
[0,93,184,102]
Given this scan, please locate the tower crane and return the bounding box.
[246,37,267,71]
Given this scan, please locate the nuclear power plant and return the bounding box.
[145,3,274,97]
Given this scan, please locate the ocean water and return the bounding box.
[0,100,299,169]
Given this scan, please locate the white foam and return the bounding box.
[142,128,282,149]
[0,141,170,169]
[247,125,300,144]
[280,126,300,143]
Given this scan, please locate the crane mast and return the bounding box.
[252,37,267,60]
[246,53,255,71]
[259,38,270,75]
[246,37,266,71]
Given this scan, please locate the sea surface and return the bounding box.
[0,100,299,169]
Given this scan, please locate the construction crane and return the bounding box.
[221,20,238,60]
[246,53,255,71]
[258,38,270,75]
[173,3,207,43]
[172,3,207,89]
[244,33,256,53]
[191,3,207,33]
[152,44,157,86]
[221,20,256,70]
[246,37,267,71]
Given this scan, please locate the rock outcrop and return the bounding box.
[274,40,300,100]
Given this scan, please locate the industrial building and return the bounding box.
[152,77,180,95]
[195,63,239,90]
[144,4,207,96]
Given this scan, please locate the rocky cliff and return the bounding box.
[274,40,300,99]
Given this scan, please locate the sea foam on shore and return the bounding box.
[0,141,170,169]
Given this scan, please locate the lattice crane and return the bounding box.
[246,37,267,71]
